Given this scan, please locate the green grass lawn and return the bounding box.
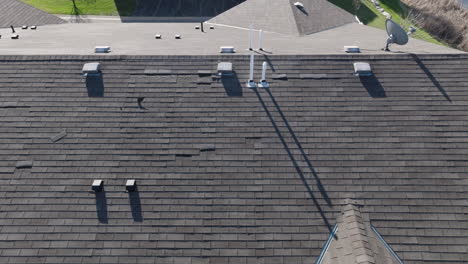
[330,0,447,46]
[21,0,136,16]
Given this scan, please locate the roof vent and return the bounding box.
[294,2,304,8]
[31,26,37,30]
[126,179,137,192]
[344,46,360,53]
[82,62,101,77]
[16,161,33,169]
[175,34,182,39]
[220,46,235,53]
[217,62,233,76]
[155,34,162,39]
[11,34,19,39]
[92,180,104,192]
[21,25,28,30]
[353,62,373,76]
[95,46,111,53]
[210,26,215,30]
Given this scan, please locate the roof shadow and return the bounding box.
[221,72,243,97]
[124,0,245,18]
[328,0,377,24]
[94,191,108,224]
[410,54,452,102]
[86,75,105,97]
[129,190,143,222]
[360,75,386,98]
[254,87,334,233]
[114,0,138,16]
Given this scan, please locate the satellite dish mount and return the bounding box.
[383,19,409,52]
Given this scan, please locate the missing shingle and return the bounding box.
[0,102,18,108]
[199,145,216,152]
[197,70,212,76]
[16,161,33,169]
[299,74,328,79]
[137,97,145,109]
[50,130,67,143]
[197,76,213,85]
[144,69,172,75]
[272,74,288,80]
[175,154,193,158]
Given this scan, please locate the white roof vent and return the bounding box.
[92,180,104,192]
[220,46,235,53]
[155,34,162,39]
[126,179,137,192]
[353,62,373,76]
[82,62,101,76]
[95,46,111,53]
[344,46,360,53]
[217,62,233,75]
[294,2,304,8]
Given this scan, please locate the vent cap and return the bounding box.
[95,46,111,53]
[220,46,235,53]
[126,179,137,192]
[217,62,233,75]
[353,62,373,76]
[92,180,104,192]
[82,62,101,76]
[344,46,360,53]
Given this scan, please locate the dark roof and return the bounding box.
[0,0,65,28]
[208,0,355,35]
[0,54,467,264]
[132,0,246,17]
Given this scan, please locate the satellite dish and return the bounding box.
[384,19,409,51]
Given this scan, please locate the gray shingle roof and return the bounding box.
[208,0,355,35]
[0,54,467,263]
[0,0,65,29]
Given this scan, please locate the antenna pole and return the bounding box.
[10,25,15,33]
[249,24,253,51]
[258,61,269,88]
[259,30,264,51]
[261,61,267,82]
[249,52,254,82]
[246,52,257,88]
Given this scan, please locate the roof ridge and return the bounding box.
[317,201,404,264]
[341,204,376,264]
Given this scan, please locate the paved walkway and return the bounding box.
[0,22,461,55]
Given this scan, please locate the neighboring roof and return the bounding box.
[132,0,246,17]
[317,202,403,264]
[0,54,467,264]
[0,0,65,29]
[208,0,356,35]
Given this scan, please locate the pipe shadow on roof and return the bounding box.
[129,190,143,222]
[94,191,108,224]
[410,53,452,102]
[254,88,334,233]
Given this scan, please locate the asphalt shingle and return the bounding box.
[0,54,467,263]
